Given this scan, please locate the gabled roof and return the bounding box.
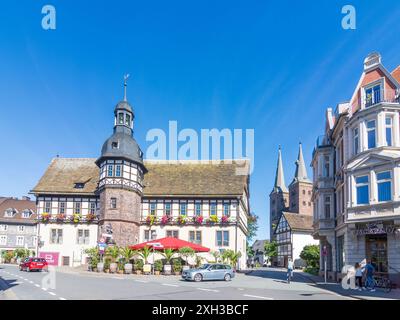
[392,66,400,83]
[281,212,313,232]
[0,198,37,224]
[31,158,250,198]
[346,151,400,171]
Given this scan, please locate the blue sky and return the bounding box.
[0,0,399,241]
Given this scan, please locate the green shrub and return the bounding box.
[300,245,320,268]
[134,259,144,271]
[154,260,163,272]
[172,259,182,272]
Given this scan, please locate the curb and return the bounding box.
[0,276,19,300]
[296,272,367,300]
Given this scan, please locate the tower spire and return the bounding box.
[292,142,310,183]
[273,146,288,193]
[123,74,130,101]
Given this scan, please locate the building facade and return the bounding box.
[312,53,400,284]
[0,197,38,253]
[31,82,250,269]
[270,144,315,267]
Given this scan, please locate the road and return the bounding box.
[0,264,351,300]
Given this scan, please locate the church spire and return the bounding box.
[273,146,288,193]
[292,142,310,183]
[123,74,130,101]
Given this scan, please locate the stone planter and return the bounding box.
[124,263,133,274]
[136,270,142,275]
[97,262,104,273]
[110,263,118,273]
[163,264,172,275]
[155,271,161,275]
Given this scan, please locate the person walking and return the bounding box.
[355,262,363,291]
[287,258,294,283]
[364,260,376,292]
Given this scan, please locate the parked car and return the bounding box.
[19,257,48,272]
[182,263,235,282]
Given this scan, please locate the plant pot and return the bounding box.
[105,269,110,273]
[117,270,124,274]
[97,262,104,273]
[163,264,172,275]
[110,263,118,273]
[143,264,152,274]
[124,263,133,274]
[174,271,181,275]
[155,271,160,275]
[93,268,97,272]
[136,270,142,275]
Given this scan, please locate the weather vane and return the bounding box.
[123,73,130,101]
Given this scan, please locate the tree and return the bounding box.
[211,251,220,263]
[264,241,278,260]
[135,246,152,264]
[161,248,176,265]
[120,247,136,264]
[300,245,320,268]
[247,213,259,244]
[106,245,120,263]
[178,247,195,266]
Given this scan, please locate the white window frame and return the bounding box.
[353,127,359,155]
[0,235,7,245]
[363,79,384,108]
[0,224,7,231]
[366,119,377,150]
[385,115,393,147]
[376,170,392,202]
[18,225,25,232]
[16,236,24,246]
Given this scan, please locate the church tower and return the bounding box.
[269,146,289,238]
[288,143,313,215]
[96,75,147,246]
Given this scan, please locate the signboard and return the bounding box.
[39,252,59,266]
[149,242,163,249]
[354,222,398,236]
[98,243,107,253]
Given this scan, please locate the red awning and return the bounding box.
[130,237,210,252]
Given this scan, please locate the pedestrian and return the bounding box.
[363,259,376,292]
[287,258,294,283]
[354,262,363,291]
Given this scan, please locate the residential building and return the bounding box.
[31,81,250,269]
[312,53,400,284]
[0,197,38,253]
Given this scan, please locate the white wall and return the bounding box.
[292,232,319,262]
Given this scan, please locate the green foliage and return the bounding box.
[264,241,278,259]
[220,250,242,268]
[162,248,175,264]
[1,250,14,263]
[120,247,136,264]
[134,259,144,271]
[178,247,195,265]
[211,251,220,263]
[104,256,111,270]
[172,259,182,272]
[247,245,255,258]
[195,255,204,268]
[304,266,319,275]
[84,247,100,268]
[136,246,152,264]
[247,213,259,243]
[105,245,120,263]
[154,260,163,272]
[300,245,320,268]
[14,248,30,259]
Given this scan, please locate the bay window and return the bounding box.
[365,85,381,107]
[385,116,393,146]
[377,171,391,202]
[356,175,369,205]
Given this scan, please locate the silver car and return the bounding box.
[182,263,235,282]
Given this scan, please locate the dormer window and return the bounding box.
[125,114,131,126]
[22,210,31,218]
[74,183,85,189]
[4,208,16,218]
[111,141,119,149]
[365,84,382,108]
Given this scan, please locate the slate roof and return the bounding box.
[0,198,37,224]
[282,212,313,232]
[31,158,250,197]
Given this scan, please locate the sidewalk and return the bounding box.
[297,270,400,300]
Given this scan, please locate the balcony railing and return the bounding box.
[364,91,400,109]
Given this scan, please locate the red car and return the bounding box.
[19,257,48,272]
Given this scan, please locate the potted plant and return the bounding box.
[136,246,152,273]
[195,255,204,268]
[207,215,218,224]
[85,247,100,272]
[177,215,187,225]
[86,213,96,223]
[160,215,170,225]
[193,215,204,225]
[41,212,51,223]
[161,248,175,275]
[154,260,163,275]
[117,259,124,274]
[106,245,120,273]
[179,247,195,271]
[172,259,182,275]
[134,259,144,274]
[120,247,135,274]
[211,250,220,263]
[56,213,66,223]
[104,256,111,273]
[220,215,229,224]
[72,213,82,223]
[146,215,156,226]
